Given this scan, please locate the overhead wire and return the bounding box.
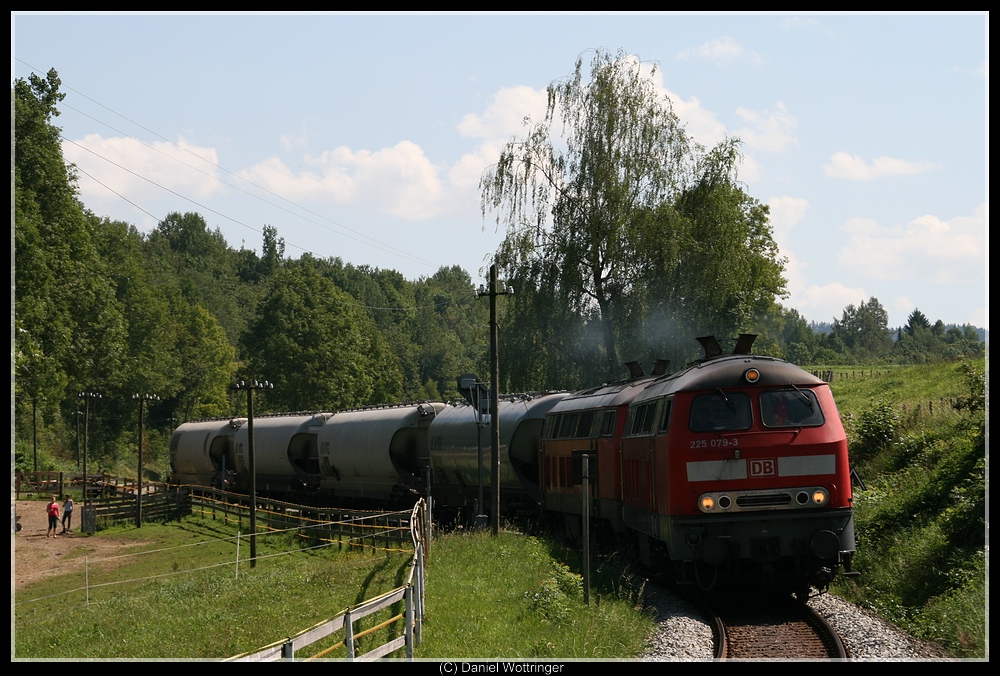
[16,59,477,313]
[58,98,439,269]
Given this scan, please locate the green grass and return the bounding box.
[14,514,414,659]
[824,361,973,416]
[15,515,656,660]
[415,529,654,659]
[825,358,986,658]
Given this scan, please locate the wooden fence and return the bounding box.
[183,486,423,553]
[15,474,429,556]
[17,474,431,660]
[16,472,181,533]
[227,499,428,662]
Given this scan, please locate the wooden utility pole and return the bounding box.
[235,379,272,567]
[132,393,160,528]
[476,264,512,536]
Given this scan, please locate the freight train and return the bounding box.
[169,335,856,593]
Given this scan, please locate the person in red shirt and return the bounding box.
[46,497,59,538]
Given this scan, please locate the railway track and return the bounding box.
[707,594,849,660]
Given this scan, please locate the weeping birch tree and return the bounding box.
[481,49,785,382]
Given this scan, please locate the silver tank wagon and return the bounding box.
[317,402,446,502]
[429,391,569,510]
[233,412,332,493]
[170,418,246,488]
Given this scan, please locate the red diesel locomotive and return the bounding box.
[540,335,856,594]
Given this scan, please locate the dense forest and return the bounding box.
[13,63,985,475]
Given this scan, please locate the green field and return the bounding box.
[13,514,653,660]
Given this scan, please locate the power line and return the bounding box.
[16,57,443,272]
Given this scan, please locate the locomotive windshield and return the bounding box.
[689,392,752,432]
[760,389,825,428]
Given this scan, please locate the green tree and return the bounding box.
[241,258,402,411]
[904,308,931,336]
[481,49,784,381]
[15,69,129,446]
[146,212,256,343]
[174,304,238,419]
[832,297,892,360]
[481,50,701,378]
[410,267,489,400]
[631,168,786,364]
[751,303,817,363]
[496,262,600,391]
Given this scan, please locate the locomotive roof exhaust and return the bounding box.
[697,334,758,359]
[624,359,671,378]
[697,336,724,358]
[625,361,644,378]
[733,333,757,355]
[652,359,670,376]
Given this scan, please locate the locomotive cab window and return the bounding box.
[689,392,752,432]
[761,389,825,428]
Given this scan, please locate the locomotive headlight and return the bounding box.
[700,496,715,511]
[811,489,829,505]
[744,368,761,384]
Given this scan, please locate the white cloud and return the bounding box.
[766,196,810,309]
[836,205,986,284]
[767,196,810,243]
[449,140,504,191]
[450,85,550,193]
[670,91,730,149]
[642,62,773,177]
[734,102,798,153]
[240,140,448,221]
[793,281,871,325]
[280,130,309,152]
[824,151,937,180]
[737,152,762,183]
[456,85,548,141]
[675,37,764,67]
[891,295,916,324]
[63,134,224,205]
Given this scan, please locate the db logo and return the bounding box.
[750,458,776,477]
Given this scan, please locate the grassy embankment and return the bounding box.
[824,359,987,658]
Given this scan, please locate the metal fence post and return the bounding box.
[413,542,424,646]
[345,609,355,660]
[405,585,414,659]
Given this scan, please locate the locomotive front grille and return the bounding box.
[737,492,791,508]
[698,486,831,513]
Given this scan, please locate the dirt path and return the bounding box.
[12,500,140,591]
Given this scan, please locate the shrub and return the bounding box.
[523,561,582,623]
[852,400,899,462]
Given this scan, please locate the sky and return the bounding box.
[12,12,988,331]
